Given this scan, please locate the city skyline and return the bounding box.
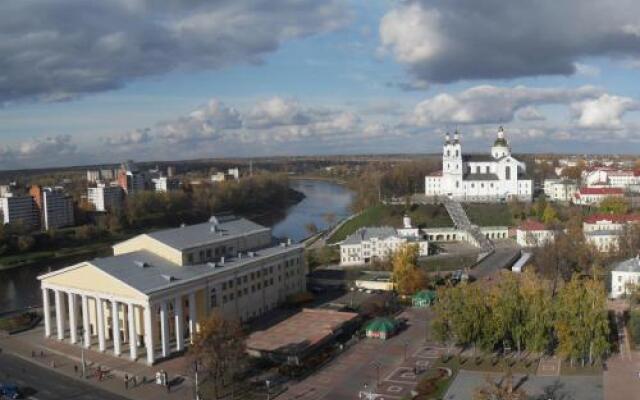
[2,0,640,169]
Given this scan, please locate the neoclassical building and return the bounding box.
[425,127,533,202]
[38,215,305,365]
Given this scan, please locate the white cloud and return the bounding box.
[411,85,600,126]
[572,94,640,130]
[379,0,640,83]
[516,107,546,121]
[0,0,350,104]
[574,63,601,77]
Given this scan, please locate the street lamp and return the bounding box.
[266,379,271,400]
[78,327,87,378]
[193,361,201,400]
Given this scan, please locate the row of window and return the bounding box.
[186,245,233,265]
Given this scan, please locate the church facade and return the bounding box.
[425,127,533,202]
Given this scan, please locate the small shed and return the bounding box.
[365,317,397,340]
[412,290,437,308]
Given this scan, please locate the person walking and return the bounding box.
[74,365,78,375]
[124,373,129,390]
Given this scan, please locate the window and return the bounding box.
[486,166,490,173]
[187,253,194,264]
[228,280,234,288]
[505,166,511,180]
[243,276,248,283]
[206,249,212,259]
[476,166,480,173]
[222,282,227,290]
[210,289,217,307]
[199,250,204,261]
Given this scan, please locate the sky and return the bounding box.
[1,0,640,169]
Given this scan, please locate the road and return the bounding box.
[0,352,129,400]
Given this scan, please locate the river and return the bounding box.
[0,179,353,313]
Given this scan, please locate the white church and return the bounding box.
[425,127,533,202]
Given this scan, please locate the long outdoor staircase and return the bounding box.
[442,198,495,252]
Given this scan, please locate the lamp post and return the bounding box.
[193,361,200,400]
[78,327,87,378]
[266,379,271,400]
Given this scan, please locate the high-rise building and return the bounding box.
[41,187,75,230]
[117,160,146,194]
[1,194,40,230]
[87,183,124,212]
[152,177,180,192]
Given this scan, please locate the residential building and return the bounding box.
[211,168,241,183]
[574,187,624,206]
[424,127,533,202]
[87,183,124,212]
[582,167,640,188]
[583,213,640,253]
[87,169,117,183]
[118,160,146,194]
[0,194,39,230]
[152,177,180,192]
[543,178,578,202]
[515,220,555,247]
[339,216,429,266]
[38,215,305,365]
[41,187,75,230]
[610,256,640,299]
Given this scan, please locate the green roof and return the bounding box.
[493,138,508,147]
[413,290,437,302]
[365,317,397,333]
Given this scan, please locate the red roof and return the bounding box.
[517,219,547,231]
[583,214,640,224]
[578,187,624,195]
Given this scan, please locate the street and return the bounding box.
[0,352,129,400]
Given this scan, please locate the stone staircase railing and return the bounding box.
[443,198,495,252]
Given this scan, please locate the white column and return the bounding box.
[128,303,138,360]
[42,288,51,338]
[144,305,155,365]
[188,292,197,344]
[68,293,78,344]
[160,301,170,357]
[112,301,121,356]
[54,290,65,340]
[81,295,90,348]
[174,296,184,351]
[96,298,106,352]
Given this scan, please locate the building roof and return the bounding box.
[42,243,303,296]
[365,317,397,333]
[578,187,624,195]
[583,214,640,224]
[517,219,547,231]
[246,308,358,354]
[342,226,398,245]
[463,172,500,181]
[612,257,640,273]
[463,154,496,162]
[145,216,269,251]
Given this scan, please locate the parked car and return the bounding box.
[0,383,21,399]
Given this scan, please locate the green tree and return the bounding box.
[541,204,558,225]
[486,272,526,354]
[599,196,629,215]
[520,270,553,353]
[555,277,609,366]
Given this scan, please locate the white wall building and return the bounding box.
[543,179,578,202]
[574,187,624,206]
[152,177,180,192]
[516,220,556,247]
[88,183,124,212]
[42,187,75,230]
[425,127,533,202]
[610,256,640,299]
[583,213,640,253]
[582,167,640,188]
[211,168,241,183]
[340,216,429,266]
[1,194,40,230]
[38,215,305,365]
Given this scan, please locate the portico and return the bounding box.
[39,281,203,365]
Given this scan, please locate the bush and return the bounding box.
[629,310,640,345]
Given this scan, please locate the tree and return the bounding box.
[520,270,553,353]
[473,369,528,400]
[599,196,629,215]
[554,276,609,366]
[391,244,427,296]
[305,222,319,236]
[189,313,246,399]
[541,204,558,225]
[16,235,35,252]
[486,272,526,354]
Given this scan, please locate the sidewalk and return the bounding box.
[0,325,194,400]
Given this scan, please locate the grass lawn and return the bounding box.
[413,357,460,400]
[442,354,539,375]
[419,254,479,272]
[464,203,514,227]
[328,204,453,243]
[560,360,603,376]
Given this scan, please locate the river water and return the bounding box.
[0,179,353,312]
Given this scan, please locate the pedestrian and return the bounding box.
[40,350,44,358]
[124,373,129,390]
[132,376,137,388]
[31,350,35,358]
[50,360,56,368]
[74,365,78,375]
[166,381,170,394]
